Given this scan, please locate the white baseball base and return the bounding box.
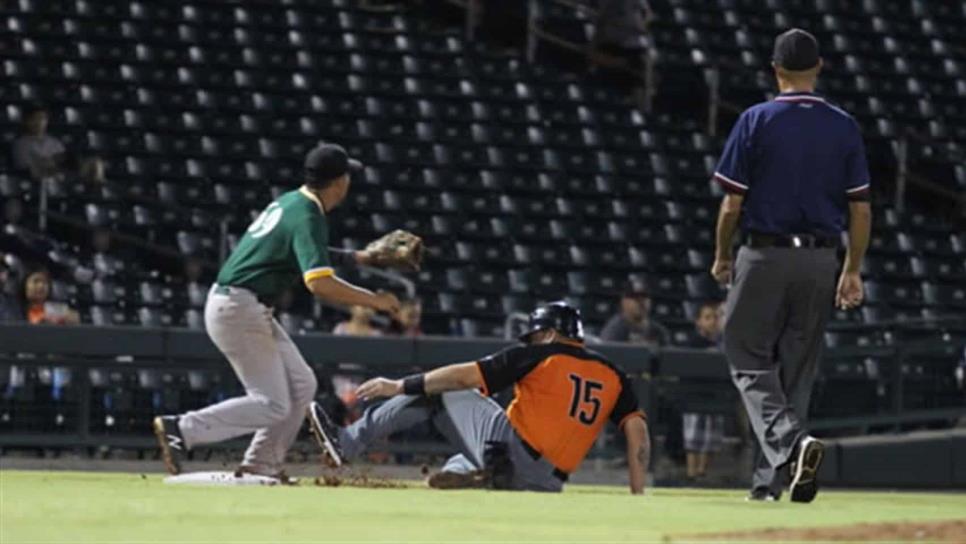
[163,471,281,486]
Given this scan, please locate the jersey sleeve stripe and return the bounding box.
[303,267,335,282]
[845,183,870,193]
[713,172,748,192]
[618,410,647,430]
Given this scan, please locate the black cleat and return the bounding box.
[153,416,186,475]
[789,435,825,503]
[307,402,344,468]
[234,465,299,486]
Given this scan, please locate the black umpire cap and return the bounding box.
[773,28,820,71]
[304,142,363,188]
[519,301,584,342]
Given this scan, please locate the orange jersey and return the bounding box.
[476,342,645,474]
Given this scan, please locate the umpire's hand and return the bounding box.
[836,271,864,310]
[710,258,733,285]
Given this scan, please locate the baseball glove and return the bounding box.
[363,230,424,272]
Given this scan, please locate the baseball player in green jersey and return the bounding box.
[153,142,400,482]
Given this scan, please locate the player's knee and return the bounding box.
[292,372,318,407]
[253,393,292,423]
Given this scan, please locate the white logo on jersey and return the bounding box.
[247,202,283,238]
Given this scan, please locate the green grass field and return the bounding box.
[1,470,964,543]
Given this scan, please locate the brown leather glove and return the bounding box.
[361,230,424,272]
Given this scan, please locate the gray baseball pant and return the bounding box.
[178,285,318,474]
[340,390,564,492]
[722,246,837,495]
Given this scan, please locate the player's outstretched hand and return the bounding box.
[356,377,402,402]
[372,291,401,319]
[836,271,864,310]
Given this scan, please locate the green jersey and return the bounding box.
[216,188,334,299]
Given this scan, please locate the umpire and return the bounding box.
[710,29,872,503]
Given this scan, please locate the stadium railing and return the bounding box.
[1,323,962,453]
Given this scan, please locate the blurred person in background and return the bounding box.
[19,267,79,326]
[601,285,675,464]
[600,285,670,347]
[685,301,722,349]
[590,0,655,108]
[681,301,725,480]
[333,305,383,424]
[387,298,423,337]
[16,266,80,405]
[683,409,725,482]
[333,305,382,337]
[0,259,21,322]
[12,103,66,180]
[11,102,106,183]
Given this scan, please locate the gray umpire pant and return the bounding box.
[178,285,318,474]
[340,390,564,492]
[722,246,837,495]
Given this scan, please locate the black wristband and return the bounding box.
[327,248,358,268]
[402,374,426,396]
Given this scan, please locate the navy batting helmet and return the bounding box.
[518,301,584,342]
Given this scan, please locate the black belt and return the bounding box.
[745,233,838,249]
[519,436,569,483]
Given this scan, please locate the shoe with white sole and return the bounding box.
[307,401,344,467]
[788,435,825,503]
[153,415,186,475]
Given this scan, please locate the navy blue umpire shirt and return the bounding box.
[713,91,871,238]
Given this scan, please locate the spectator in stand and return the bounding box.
[332,305,383,423]
[600,285,670,347]
[11,102,106,184]
[685,301,722,349]
[0,259,21,322]
[386,298,423,337]
[12,103,66,180]
[79,155,107,185]
[681,301,726,481]
[16,266,80,404]
[90,228,125,278]
[592,0,654,62]
[683,411,725,482]
[19,267,79,326]
[601,286,676,462]
[590,0,655,107]
[333,305,382,337]
[183,254,208,284]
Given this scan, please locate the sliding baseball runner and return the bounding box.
[308,301,651,493]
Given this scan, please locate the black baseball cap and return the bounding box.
[773,28,820,71]
[303,142,363,187]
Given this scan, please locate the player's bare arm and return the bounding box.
[711,193,744,284]
[305,274,400,317]
[356,362,483,401]
[623,416,650,495]
[837,200,871,310]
